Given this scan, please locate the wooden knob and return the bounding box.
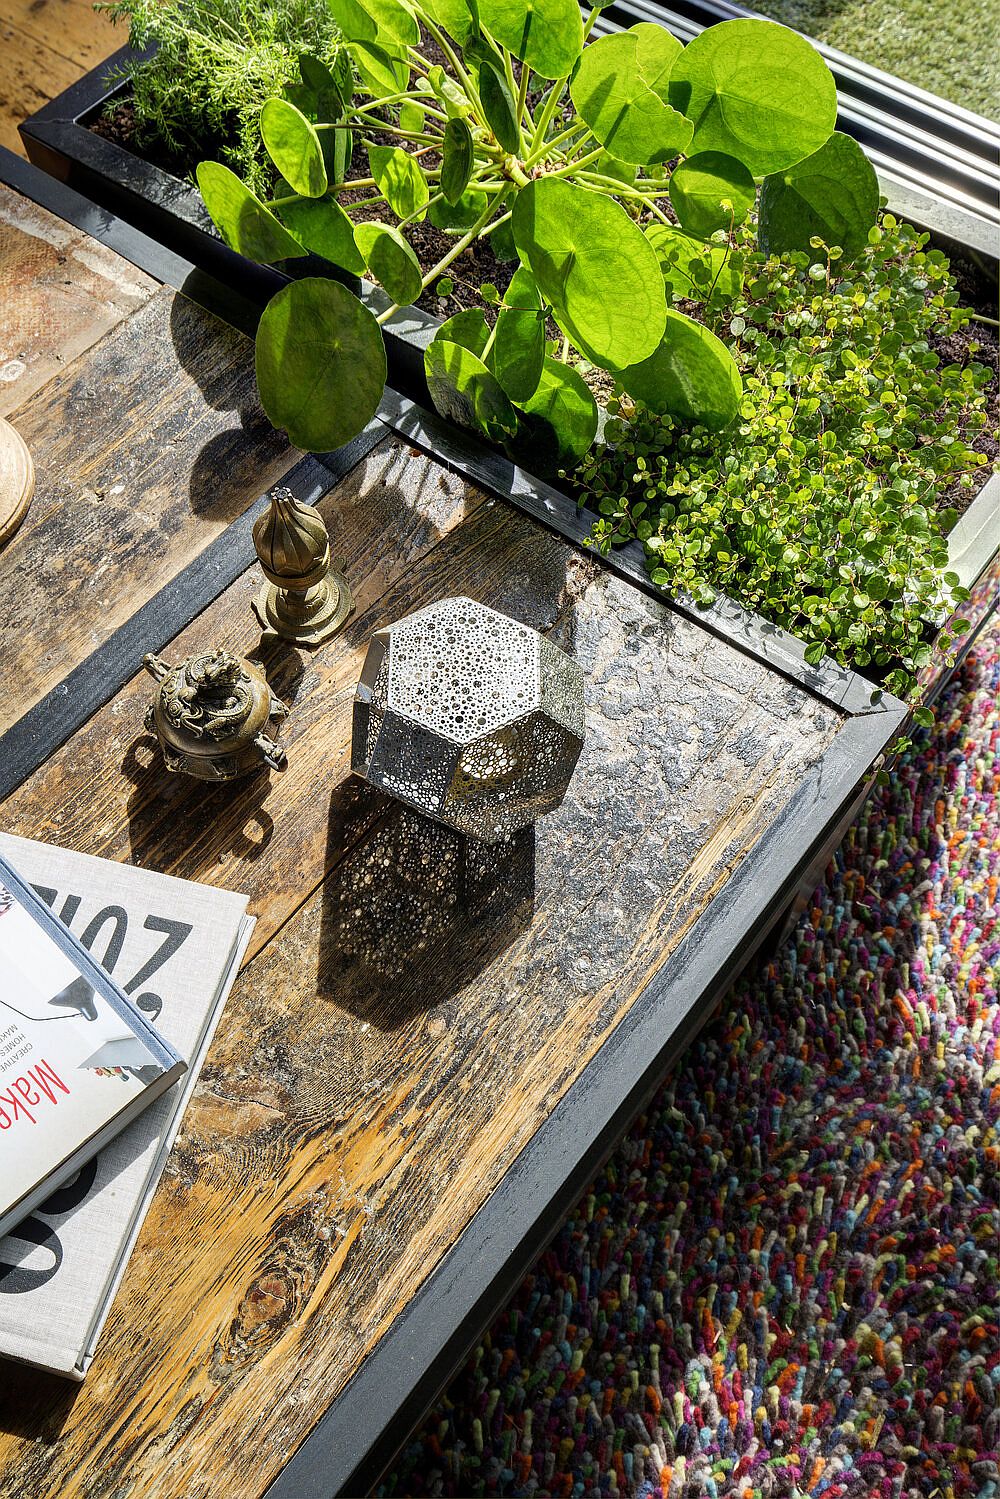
[0,418,34,547]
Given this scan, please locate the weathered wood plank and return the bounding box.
[0,280,298,731]
[2,0,119,74]
[0,19,91,155]
[0,183,157,415]
[0,437,842,1499]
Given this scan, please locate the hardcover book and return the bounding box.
[0,852,185,1242]
[0,834,252,1378]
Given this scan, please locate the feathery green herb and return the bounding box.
[102,0,343,195]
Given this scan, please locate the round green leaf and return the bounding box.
[354,222,423,304]
[399,100,425,134]
[327,0,377,41]
[438,308,491,356]
[260,99,328,198]
[350,39,410,95]
[442,117,476,204]
[506,356,597,476]
[512,178,665,370]
[477,0,583,79]
[489,214,518,261]
[429,188,489,230]
[366,0,420,47]
[758,131,880,260]
[570,32,692,166]
[593,152,635,187]
[478,61,520,154]
[619,308,742,429]
[321,124,353,187]
[490,266,545,402]
[295,54,350,120]
[669,150,755,237]
[667,19,837,176]
[422,0,476,45]
[368,144,430,221]
[255,278,386,451]
[646,225,739,305]
[630,21,682,100]
[196,161,306,264]
[645,224,740,306]
[278,196,366,273]
[425,340,519,441]
[329,0,418,44]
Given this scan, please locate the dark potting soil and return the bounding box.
[90,99,214,185]
[89,97,998,514]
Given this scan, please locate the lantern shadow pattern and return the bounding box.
[318,802,535,1030]
[352,596,586,844]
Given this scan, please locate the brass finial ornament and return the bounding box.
[143,649,288,781]
[0,418,34,548]
[252,486,354,645]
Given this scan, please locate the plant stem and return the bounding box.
[319,121,441,145]
[582,4,600,40]
[547,145,603,178]
[526,77,567,157]
[480,209,513,236]
[353,89,444,118]
[969,311,1000,327]
[516,60,532,130]
[525,121,584,165]
[645,198,674,225]
[267,192,301,208]
[419,188,511,290]
[400,191,445,227]
[482,322,499,359]
[420,14,482,112]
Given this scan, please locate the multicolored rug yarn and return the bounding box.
[385,620,1000,1499]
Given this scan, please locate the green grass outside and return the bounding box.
[746,0,999,120]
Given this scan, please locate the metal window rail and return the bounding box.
[596,0,1000,263]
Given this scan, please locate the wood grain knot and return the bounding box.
[234,1271,296,1342]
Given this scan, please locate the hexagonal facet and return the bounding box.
[352,596,585,842]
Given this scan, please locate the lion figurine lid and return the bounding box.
[143,649,288,782]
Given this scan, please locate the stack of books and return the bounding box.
[0,832,252,1378]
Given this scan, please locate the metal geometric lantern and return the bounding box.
[352,596,586,843]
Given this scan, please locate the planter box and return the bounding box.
[18,47,1000,725]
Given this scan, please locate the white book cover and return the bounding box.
[0,833,251,1378]
[0,858,184,1241]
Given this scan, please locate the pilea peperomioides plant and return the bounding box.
[197,7,880,472]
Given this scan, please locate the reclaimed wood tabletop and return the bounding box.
[0,171,908,1498]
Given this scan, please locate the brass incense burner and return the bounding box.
[143,649,288,781]
[252,486,354,646]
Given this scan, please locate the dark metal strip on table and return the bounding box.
[262,703,908,1499]
[375,391,902,721]
[0,429,385,803]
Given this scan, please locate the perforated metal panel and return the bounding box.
[352,597,586,842]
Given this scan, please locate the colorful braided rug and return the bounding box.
[385,620,1000,1499]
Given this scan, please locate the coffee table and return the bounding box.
[0,154,906,1498]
